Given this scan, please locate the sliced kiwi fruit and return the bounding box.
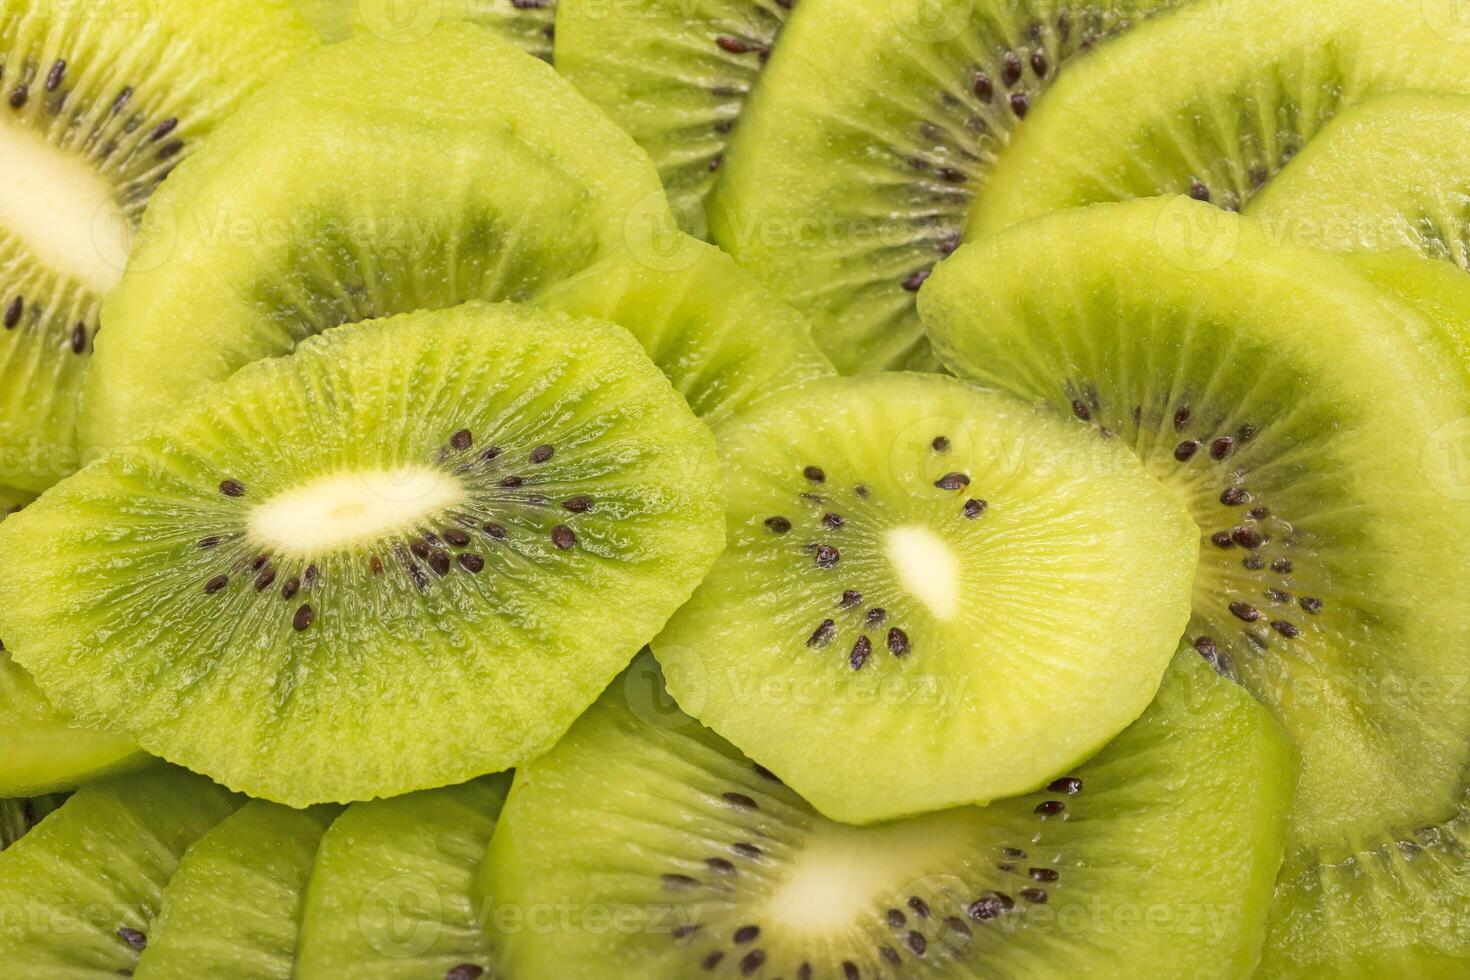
[135,801,338,979]
[971,0,1470,236]
[298,774,510,977]
[1247,92,1470,267]
[487,654,1293,978]
[0,303,723,805]
[705,0,1182,372]
[0,0,319,492]
[555,0,797,236]
[536,238,834,427]
[0,489,144,796]
[655,372,1197,824]
[0,793,61,850]
[0,766,239,974]
[919,197,1470,972]
[80,23,672,454]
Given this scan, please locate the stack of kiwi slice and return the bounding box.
[4,0,1470,975]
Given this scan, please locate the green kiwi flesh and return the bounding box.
[555,0,796,235]
[0,494,144,796]
[0,304,723,805]
[919,197,1470,973]
[0,766,239,974]
[707,0,1182,372]
[135,801,338,979]
[0,793,61,850]
[352,0,557,61]
[536,237,835,427]
[1247,92,1470,267]
[298,775,510,977]
[656,372,1198,824]
[971,0,1470,235]
[81,24,672,454]
[0,0,318,492]
[486,654,1292,978]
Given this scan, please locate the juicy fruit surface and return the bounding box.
[708,0,1181,372]
[0,304,723,805]
[656,372,1198,823]
[556,0,794,235]
[136,801,337,979]
[82,23,672,453]
[0,648,144,796]
[920,198,1470,971]
[536,238,835,427]
[1248,92,1470,266]
[298,775,510,977]
[488,655,1292,978]
[0,766,239,974]
[0,0,318,491]
[352,0,557,61]
[971,0,1470,235]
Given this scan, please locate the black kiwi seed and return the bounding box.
[303,565,318,590]
[1047,776,1083,795]
[552,526,577,550]
[1173,405,1191,430]
[1035,800,1066,817]
[702,951,724,970]
[116,927,147,951]
[716,34,752,53]
[843,963,859,980]
[814,545,840,568]
[1020,888,1049,904]
[662,873,698,891]
[972,71,994,101]
[369,556,384,575]
[908,896,930,918]
[44,59,65,92]
[881,945,901,965]
[740,951,766,975]
[450,429,473,451]
[1229,602,1260,623]
[722,792,758,810]
[428,551,451,576]
[1220,486,1249,506]
[445,966,484,980]
[823,512,846,530]
[850,636,872,670]
[1029,867,1060,882]
[8,84,28,109]
[281,578,301,601]
[733,842,761,859]
[499,476,523,488]
[1272,620,1301,639]
[219,479,245,497]
[3,297,21,328]
[934,472,970,490]
[1266,588,1290,604]
[70,323,87,355]
[149,117,179,142]
[411,541,431,560]
[840,590,862,608]
[706,857,736,875]
[197,535,221,549]
[1243,555,1266,571]
[529,444,555,464]
[887,627,910,656]
[1188,178,1211,202]
[1001,51,1022,85]
[1299,596,1324,614]
[458,553,484,574]
[1272,558,1293,574]
[902,269,931,292]
[1173,440,1200,462]
[803,466,826,483]
[484,523,507,540]
[255,569,276,592]
[807,619,836,648]
[932,435,950,452]
[887,908,907,928]
[481,446,502,461]
[963,498,987,519]
[907,931,927,956]
[251,555,270,571]
[293,605,314,631]
[766,516,792,534]
[865,608,886,626]
[733,925,760,944]
[1247,506,1270,520]
[1071,399,1092,421]
[203,575,228,595]
[946,916,972,938]
[1231,526,1264,549]
[563,495,593,513]
[1210,531,1233,549]
[966,895,1008,920]
[1009,92,1030,117]
[444,529,470,548]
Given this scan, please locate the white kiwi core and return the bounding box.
[248,467,465,560]
[0,116,129,295]
[884,524,961,620]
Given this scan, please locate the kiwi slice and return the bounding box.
[487,654,1292,977]
[919,197,1470,971]
[80,23,672,454]
[536,238,834,427]
[705,0,1182,371]
[0,0,318,492]
[135,801,338,979]
[298,774,510,977]
[0,766,239,974]
[555,0,797,236]
[0,793,61,850]
[359,0,557,61]
[0,303,723,805]
[1247,92,1470,266]
[655,372,1197,824]
[971,0,1470,236]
